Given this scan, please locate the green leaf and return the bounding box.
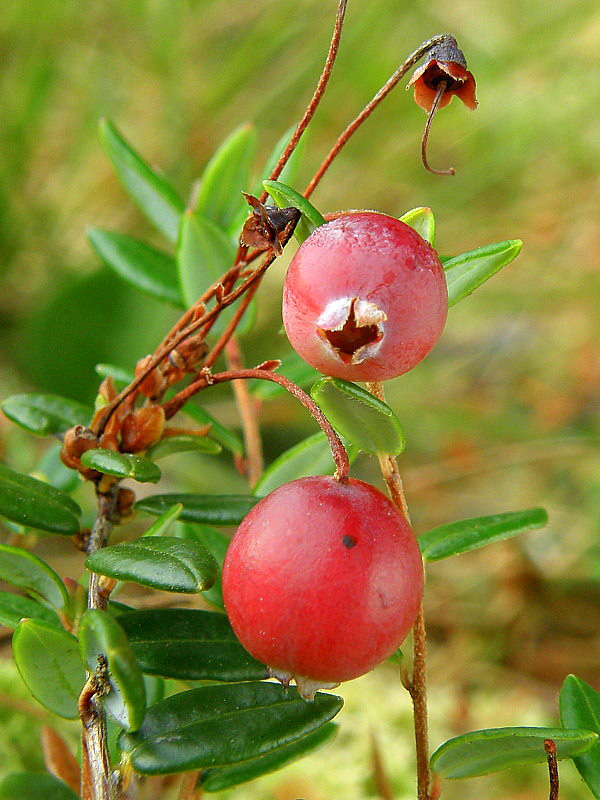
[0,773,79,800]
[141,503,183,538]
[118,608,267,681]
[430,727,599,779]
[419,508,548,562]
[560,675,600,798]
[0,590,61,629]
[86,536,217,594]
[177,210,236,309]
[34,444,79,493]
[136,493,258,526]
[195,124,257,229]
[201,723,337,791]
[13,619,85,719]
[0,463,81,535]
[251,351,320,399]
[118,681,343,775]
[310,377,405,456]
[262,180,326,243]
[0,545,68,609]
[253,432,357,498]
[99,118,184,243]
[2,393,91,436]
[147,434,221,460]
[87,229,183,307]
[178,524,229,610]
[444,240,522,306]
[79,609,146,731]
[95,363,135,388]
[399,206,436,245]
[80,449,161,484]
[181,403,243,455]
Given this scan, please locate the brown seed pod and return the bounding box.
[121,406,165,453]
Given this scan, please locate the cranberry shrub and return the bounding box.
[0,4,599,800]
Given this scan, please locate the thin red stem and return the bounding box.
[545,740,560,800]
[304,33,453,199]
[421,81,455,176]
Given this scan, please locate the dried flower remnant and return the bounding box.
[240,193,300,256]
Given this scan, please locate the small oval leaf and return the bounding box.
[79,609,146,731]
[178,524,229,610]
[118,608,267,681]
[147,434,221,460]
[35,444,80,493]
[419,508,548,562]
[118,681,343,775]
[0,773,80,800]
[251,351,320,399]
[80,449,161,484]
[430,727,599,779]
[195,124,257,229]
[13,619,85,719]
[86,537,217,594]
[136,494,258,526]
[1,393,92,436]
[310,377,405,455]
[560,675,600,798]
[99,119,185,243]
[0,590,61,629]
[399,207,436,245]
[201,722,337,792]
[87,229,183,307]
[254,432,357,497]
[262,180,326,243]
[0,545,68,610]
[444,240,522,306]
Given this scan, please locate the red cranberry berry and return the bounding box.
[282,212,447,382]
[222,475,424,699]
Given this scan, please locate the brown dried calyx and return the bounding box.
[317,297,386,364]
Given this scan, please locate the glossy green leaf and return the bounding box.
[179,524,229,609]
[136,493,258,526]
[430,726,599,779]
[177,210,236,309]
[0,590,61,629]
[80,449,161,483]
[1,461,79,535]
[182,403,243,455]
[311,377,405,456]
[34,444,79,493]
[202,723,337,792]
[147,434,221,460]
[95,363,135,388]
[86,536,217,594]
[0,773,79,800]
[254,432,357,497]
[79,609,146,731]
[141,503,183,538]
[99,118,184,242]
[1,393,91,436]
[144,674,166,707]
[0,545,68,609]
[118,681,343,775]
[444,240,522,306]
[419,508,548,562]
[195,124,257,229]
[118,608,267,681]
[13,619,85,719]
[251,351,320,399]
[262,180,326,243]
[560,675,600,797]
[87,228,183,307]
[399,206,435,245]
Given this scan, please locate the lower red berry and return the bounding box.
[222,475,424,699]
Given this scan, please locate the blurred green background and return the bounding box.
[1,0,599,798]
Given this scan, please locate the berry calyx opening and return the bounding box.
[317,296,386,365]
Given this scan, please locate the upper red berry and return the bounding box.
[282,212,448,382]
[222,475,424,698]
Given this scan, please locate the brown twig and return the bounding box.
[163,367,350,482]
[42,726,81,795]
[178,772,202,800]
[304,33,454,198]
[421,81,455,176]
[545,739,560,800]
[258,0,348,202]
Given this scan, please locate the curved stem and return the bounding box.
[421,81,455,176]
[304,33,453,198]
[163,368,350,483]
[258,0,348,202]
